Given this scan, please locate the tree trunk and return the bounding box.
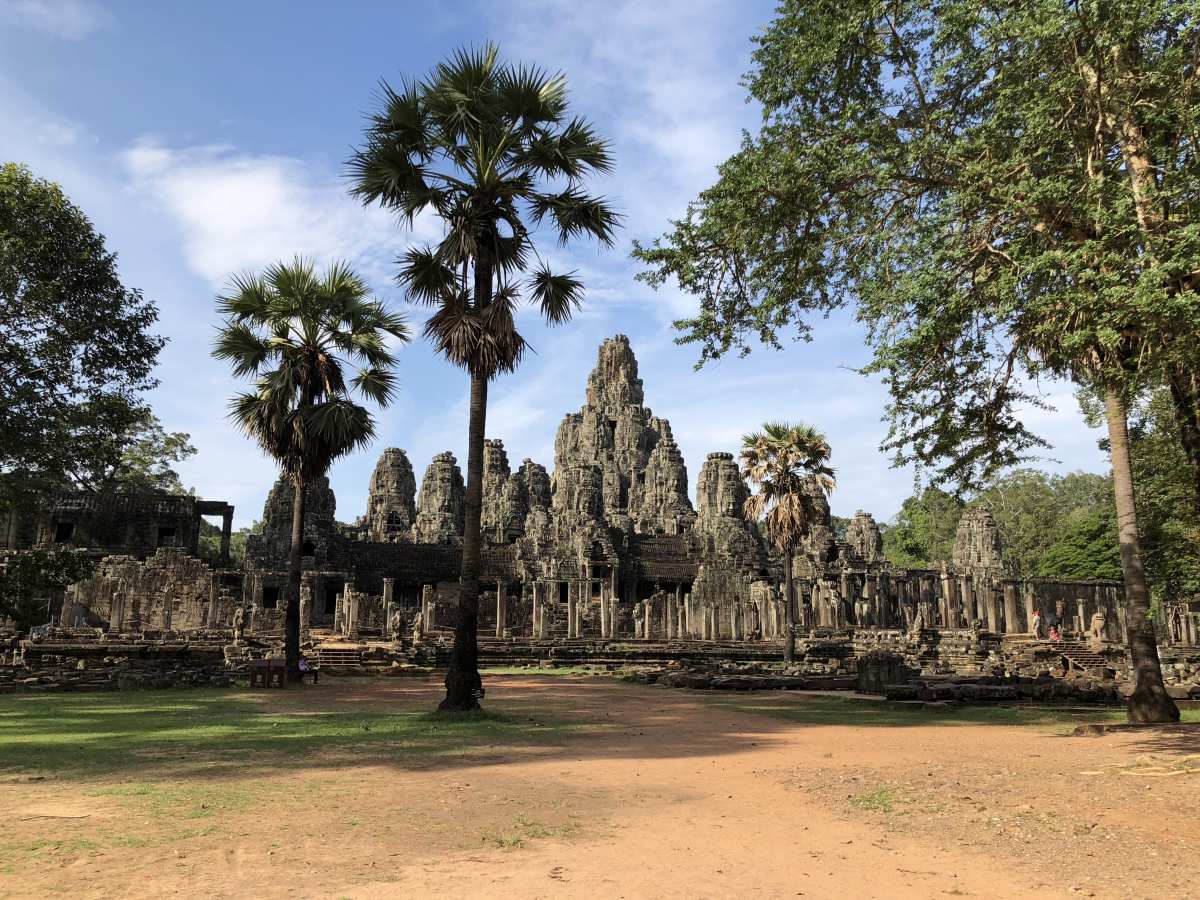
[440,246,493,713]
[286,475,305,683]
[1168,364,1200,519]
[1104,388,1179,724]
[782,552,796,664]
[440,373,487,712]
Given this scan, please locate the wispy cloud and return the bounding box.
[120,138,442,289]
[0,0,111,40]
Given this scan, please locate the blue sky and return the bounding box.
[0,0,1109,528]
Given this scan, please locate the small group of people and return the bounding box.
[1030,608,1062,641]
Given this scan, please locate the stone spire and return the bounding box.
[695,452,749,521]
[363,448,417,542]
[635,437,697,535]
[844,510,884,564]
[692,452,767,614]
[413,451,465,543]
[249,476,337,566]
[584,333,644,413]
[553,334,694,534]
[481,439,530,543]
[951,506,1010,577]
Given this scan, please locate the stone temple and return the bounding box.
[2,335,1199,692]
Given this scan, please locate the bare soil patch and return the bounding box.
[0,676,1195,899]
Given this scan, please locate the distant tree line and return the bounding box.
[881,384,1200,602]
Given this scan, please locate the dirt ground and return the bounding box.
[2,675,1197,900]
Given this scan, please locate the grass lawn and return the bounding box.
[0,686,573,781]
[711,692,1200,730]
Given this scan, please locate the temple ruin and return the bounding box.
[2,335,1198,692]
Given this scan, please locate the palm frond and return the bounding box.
[212,323,272,378]
[528,266,583,324]
[529,188,620,246]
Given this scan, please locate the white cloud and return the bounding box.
[0,0,111,40]
[120,138,442,289]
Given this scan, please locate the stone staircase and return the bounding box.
[1005,636,1115,675]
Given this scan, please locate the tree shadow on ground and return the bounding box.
[0,675,1174,785]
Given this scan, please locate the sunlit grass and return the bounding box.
[0,689,571,780]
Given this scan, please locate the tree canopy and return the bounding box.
[0,163,164,507]
[634,0,1200,489]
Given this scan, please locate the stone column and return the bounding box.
[598,582,609,638]
[205,577,219,629]
[917,576,933,628]
[863,577,877,628]
[382,578,396,637]
[984,582,999,633]
[937,569,952,627]
[957,576,972,623]
[333,591,345,635]
[111,591,127,633]
[495,581,507,638]
[532,583,542,638]
[420,584,433,635]
[345,583,359,638]
[220,508,233,566]
[300,572,313,642]
[1023,583,1037,634]
[566,583,577,639]
[1002,580,1021,634]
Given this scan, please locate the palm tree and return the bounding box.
[740,422,835,664]
[213,258,409,681]
[348,44,618,711]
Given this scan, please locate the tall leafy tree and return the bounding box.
[973,471,1115,576]
[213,259,408,680]
[0,162,164,510]
[881,487,964,569]
[740,422,835,663]
[635,0,1190,723]
[1083,388,1200,602]
[65,401,197,494]
[349,44,618,711]
[0,547,94,631]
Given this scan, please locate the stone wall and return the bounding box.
[61,548,218,632]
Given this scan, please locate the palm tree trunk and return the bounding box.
[286,475,305,683]
[1104,388,1179,724]
[440,373,487,711]
[782,552,796,664]
[441,243,494,713]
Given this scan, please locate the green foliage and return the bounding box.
[0,547,94,630]
[0,163,164,508]
[349,43,619,379]
[973,470,1116,577]
[634,1,1200,490]
[68,404,196,494]
[197,520,260,565]
[213,258,409,484]
[849,787,896,813]
[882,487,963,568]
[884,471,1122,578]
[740,421,835,553]
[1036,510,1122,580]
[1127,391,1200,599]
